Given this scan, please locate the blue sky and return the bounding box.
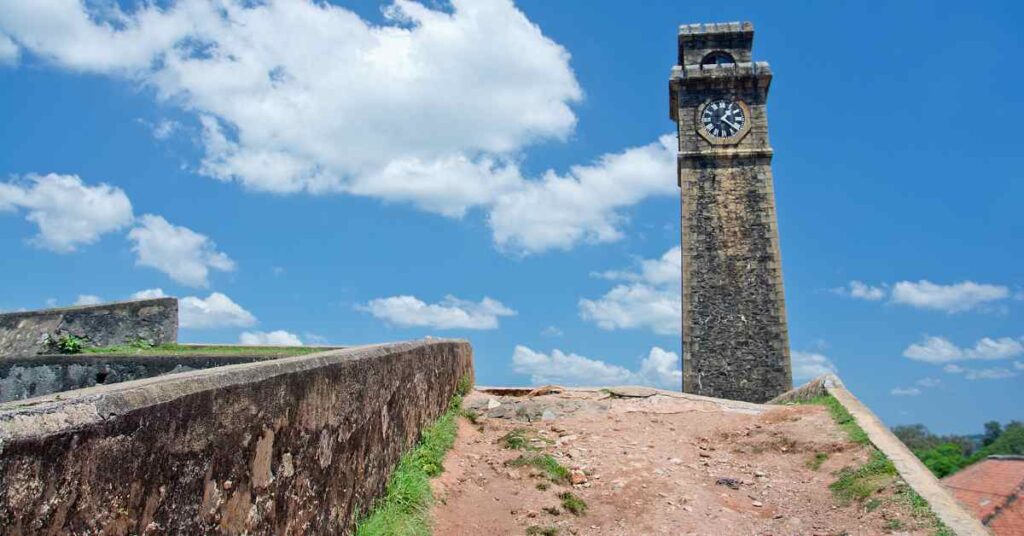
[0,0,1021,434]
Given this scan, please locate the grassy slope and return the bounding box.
[355,376,472,536]
[791,395,953,536]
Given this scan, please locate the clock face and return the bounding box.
[700,99,746,139]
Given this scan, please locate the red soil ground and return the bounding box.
[431,387,933,536]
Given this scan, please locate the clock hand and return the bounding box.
[720,116,741,130]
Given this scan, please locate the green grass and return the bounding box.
[792,394,869,445]
[829,451,898,505]
[525,526,558,536]
[81,343,327,356]
[499,428,552,451]
[795,395,953,536]
[557,492,587,516]
[354,376,471,536]
[807,452,829,470]
[500,428,535,450]
[505,454,570,483]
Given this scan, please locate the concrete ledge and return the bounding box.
[771,375,990,536]
[0,339,473,534]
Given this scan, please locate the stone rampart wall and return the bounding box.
[0,298,178,356]
[0,340,473,535]
[0,353,282,403]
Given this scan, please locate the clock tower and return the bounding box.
[669,22,792,403]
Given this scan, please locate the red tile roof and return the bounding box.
[943,457,1024,536]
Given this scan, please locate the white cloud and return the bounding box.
[580,246,681,335]
[130,288,168,300]
[239,330,302,346]
[150,119,181,140]
[127,214,235,287]
[903,335,1024,364]
[0,0,681,254]
[890,280,1009,313]
[916,377,941,388]
[489,136,677,253]
[833,281,886,301]
[358,295,515,330]
[636,347,683,388]
[0,173,133,252]
[943,364,965,374]
[511,345,680,389]
[178,292,256,329]
[541,326,563,337]
[791,351,838,382]
[964,368,1016,381]
[73,294,102,306]
[0,33,17,65]
[891,387,921,397]
[1015,361,1024,371]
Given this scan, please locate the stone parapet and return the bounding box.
[0,298,178,356]
[0,339,473,534]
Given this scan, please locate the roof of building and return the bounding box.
[943,456,1024,535]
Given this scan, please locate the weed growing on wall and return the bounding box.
[47,334,85,354]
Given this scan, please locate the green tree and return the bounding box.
[916,442,969,477]
[976,421,1024,458]
[982,421,1002,446]
[893,424,941,451]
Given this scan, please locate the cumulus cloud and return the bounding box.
[0,0,678,254]
[73,294,103,306]
[903,335,1024,364]
[489,136,677,253]
[832,281,886,301]
[130,288,168,300]
[580,246,681,335]
[511,345,680,389]
[178,292,256,329]
[891,377,941,397]
[358,295,515,330]
[150,119,181,140]
[834,279,1010,313]
[791,351,838,382]
[0,33,17,65]
[127,214,235,287]
[0,173,133,252]
[239,330,302,346]
[890,280,1009,313]
[963,368,1016,380]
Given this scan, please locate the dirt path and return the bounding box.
[431,387,931,536]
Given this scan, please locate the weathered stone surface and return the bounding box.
[0,353,285,403]
[0,339,473,535]
[0,298,178,356]
[669,22,792,403]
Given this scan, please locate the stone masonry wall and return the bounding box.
[0,340,473,535]
[0,298,178,356]
[680,159,792,402]
[0,353,284,403]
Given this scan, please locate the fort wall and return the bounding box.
[0,298,178,356]
[0,340,473,535]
